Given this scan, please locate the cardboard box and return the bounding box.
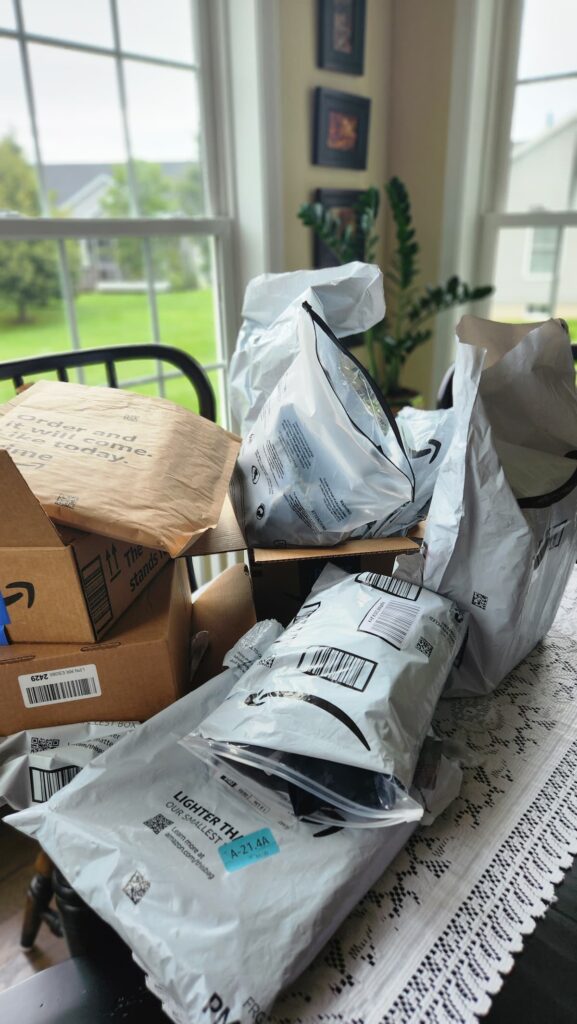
[249,536,420,625]
[0,450,170,644]
[190,563,256,686]
[186,494,420,625]
[0,559,192,733]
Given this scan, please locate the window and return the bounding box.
[487,0,577,324]
[528,225,559,276]
[0,0,236,422]
[434,0,577,389]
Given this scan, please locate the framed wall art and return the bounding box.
[317,0,366,75]
[313,87,370,169]
[312,188,364,268]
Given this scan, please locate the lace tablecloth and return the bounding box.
[271,571,577,1024]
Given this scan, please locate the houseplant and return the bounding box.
[298,178,493,401]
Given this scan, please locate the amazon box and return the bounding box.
[0,559,192,732]
[0,450,169,644]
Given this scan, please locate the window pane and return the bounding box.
[117,0,194,64]
[506,82,577,211]
[151,235,216,362]
[70,237,151,363]
[0,0,15,30]
[0,239,68,403]
[510,79,577,146]
[517,0,577,81]
[529,226,558,275]
[29,44,126,171]
[123,61,204,213]
[0,39,36,171]
[22,0,113,49]
[490,226,577,340]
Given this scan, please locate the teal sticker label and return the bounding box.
[218,828,279,872]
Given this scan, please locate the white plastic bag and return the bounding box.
[397,315,577,696]
[230,262,385,433]
[194,564,467,825]
[230,302,415,547]
[0,720,138,810]
[6,618,461,1024]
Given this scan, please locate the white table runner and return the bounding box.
[272,570,577,1023]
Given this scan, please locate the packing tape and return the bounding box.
[0,592,10,645]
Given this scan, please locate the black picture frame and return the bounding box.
[313,188,364,269]
[311,188,365,349]
[313,88,370,170]
[317,0,366,75]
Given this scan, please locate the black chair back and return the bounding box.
[0,343,216,421]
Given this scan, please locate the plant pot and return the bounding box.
[386,387,421,415]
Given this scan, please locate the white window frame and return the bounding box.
[524,223,559,280]
[0,0,284,429]
[433,0,577,392]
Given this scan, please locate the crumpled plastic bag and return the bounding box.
[230,302,416,547]
[0,720,138,810]
[6,617,461,1024]
[230,261,385,433]
[395,315,577,696]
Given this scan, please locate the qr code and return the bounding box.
[55,494,78,509]
[122,870,150,905]
[472,591,488,610]
[143,813,173,835]
[416,636,433,658]
[30,737,60,753]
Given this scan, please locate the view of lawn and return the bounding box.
[0,288,219,414]
[0,296,575,416]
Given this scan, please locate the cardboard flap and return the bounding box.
[0,450,63,548]
[183,495,246,557]
[253,535,419,565]
[191,563,256,685]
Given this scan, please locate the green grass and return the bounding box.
[0,289,219,414]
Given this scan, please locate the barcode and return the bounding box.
[359,597,421,650]
[80,555,113,632]
[21,674,100,707]
[298,645,376,691]
[29,764,80,802]
[357,573,421,601]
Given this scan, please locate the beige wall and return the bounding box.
[278,0,458,404]
[387,0,456,401]
[279,0,391,272]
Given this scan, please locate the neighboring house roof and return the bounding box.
[43,161,189,208]
[512,112,577,162]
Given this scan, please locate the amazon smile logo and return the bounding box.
[244,690,370,750]
[3,581,35,609]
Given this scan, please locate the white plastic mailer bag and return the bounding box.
[394,405,455,530]
[398,315,577,697]
[0,721,139,810]
[6,618,430,1024]
[230,261,385,433]
[230,302,415,547]
[193,565,467,826]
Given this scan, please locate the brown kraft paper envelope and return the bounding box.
[0,380,240,556]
